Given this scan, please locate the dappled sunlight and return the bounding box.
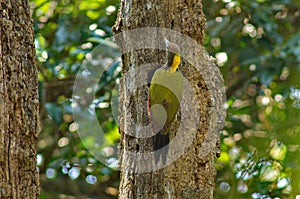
[28,0,300,197]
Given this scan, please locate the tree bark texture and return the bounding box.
[113,0,225,198]
[0,1,40,198]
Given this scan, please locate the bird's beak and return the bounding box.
[164,38,170,48]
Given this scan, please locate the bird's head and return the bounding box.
[164,38,181,72]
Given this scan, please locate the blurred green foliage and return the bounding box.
[203,0,300,198]
[31,0,120,198]
[31,0,300,198]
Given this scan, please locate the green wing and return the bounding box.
[149,69,184,131]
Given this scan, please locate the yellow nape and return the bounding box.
[170,54,180,72]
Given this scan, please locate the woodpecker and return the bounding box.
[148,38,184,164]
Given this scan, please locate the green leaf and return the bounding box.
[45,102,62,124]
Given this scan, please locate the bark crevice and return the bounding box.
[114,1,225,198]
[0,0,40,198]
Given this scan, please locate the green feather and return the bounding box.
[149,69,184,134]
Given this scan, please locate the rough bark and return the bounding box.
[0,1,40,198]
[113,0,225,198]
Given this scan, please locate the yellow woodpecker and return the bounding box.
[148,38,184,163]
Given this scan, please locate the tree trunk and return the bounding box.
[0,1,40,198]
[113,0,225,198]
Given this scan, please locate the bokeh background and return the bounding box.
[30,0,300,198]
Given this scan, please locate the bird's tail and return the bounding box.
[153,131,169,164]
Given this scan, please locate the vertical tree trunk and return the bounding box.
[113,0,225,198]
[0,1,40,198]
